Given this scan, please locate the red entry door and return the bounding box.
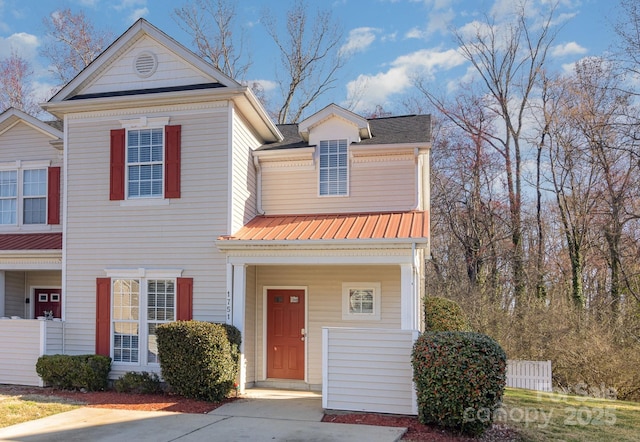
[34,288,62,319]
[267,289,305,380]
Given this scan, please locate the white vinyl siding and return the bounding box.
[260,154,416,214]
[0,320,64,386]
[323,327,418,415]
[63,105,231,356]
[83,36,214,95]
[250,265,401,386]
[230,110,259,233]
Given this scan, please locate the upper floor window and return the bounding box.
[127,128,164,198]
[319,139,348,196]
[110,122,181,201]
[0,167,48,225]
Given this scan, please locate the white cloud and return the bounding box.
[0,32,39,60]
[551,42,587,57]
[113,0,147,11]
[344,48,466,112]
[248,79,277,93]
[127,7,149,23]
[339,27,379,57]
[405,27,426,40]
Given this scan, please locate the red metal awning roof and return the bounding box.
[0,233,62,251]
[220,211,429,242]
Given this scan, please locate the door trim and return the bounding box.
[262,286,308,383]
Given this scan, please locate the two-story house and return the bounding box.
[0,19,430,415]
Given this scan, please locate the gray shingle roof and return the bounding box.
[258,114,431,151]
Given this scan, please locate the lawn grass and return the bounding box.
[0,393,81,428]
[501,388,640,441]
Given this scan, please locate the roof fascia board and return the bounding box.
[216,238,429,250]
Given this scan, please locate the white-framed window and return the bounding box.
[319,139,348,196]
[0,166,48,225]
[111,277,175,365]
[342,282,381,320]
[127,128,164,198]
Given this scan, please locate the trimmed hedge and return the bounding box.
[114,371,163,394]
[156,320,236,401]
[412,332,506,436]
[424,296,471,331]
[35,354,111,391]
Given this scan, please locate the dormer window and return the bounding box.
[319,139,348,196]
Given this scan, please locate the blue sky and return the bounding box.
[0,0,618,116]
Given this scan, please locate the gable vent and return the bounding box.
[134,51,158,78]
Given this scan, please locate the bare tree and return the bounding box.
[174,0,251,80]
[40,8,112,85]
[419,1,560,306]
[0,49,39,115]
[262,0,344,123]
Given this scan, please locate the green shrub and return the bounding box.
[424,296,471,331]
[412,331,506,436]
[114,371,163,394]
[36,354,111,391]
[156,320,236,401]
[214,323,242,381]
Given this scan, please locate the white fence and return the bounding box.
[0,319,64,386]
[323,327,419,415]
[506,360,552,392]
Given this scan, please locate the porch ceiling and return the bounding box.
[220,211,429,242]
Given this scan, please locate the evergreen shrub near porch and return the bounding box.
[156,320,238,401]
[36,354,111,391]
[424,296,471,332]
[412,331,506,436]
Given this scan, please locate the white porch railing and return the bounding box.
[322,327,419,415]
[0,319,64,386]
[506,359,552,392]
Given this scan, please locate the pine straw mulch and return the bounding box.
[1,384,524,441]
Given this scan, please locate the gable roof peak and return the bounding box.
[46,18,240,105]
[298,103,371,142]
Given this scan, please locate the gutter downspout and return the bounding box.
[253,155,264,215]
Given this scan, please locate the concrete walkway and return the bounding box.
[0,389,407,442]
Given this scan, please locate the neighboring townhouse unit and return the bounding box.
[0,108,64,385]
[0,19,430,415]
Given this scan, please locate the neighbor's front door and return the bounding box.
[34,288,62,319]
[267,289,305,380]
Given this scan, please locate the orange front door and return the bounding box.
[267,289,305,380]
[34,288,62,319]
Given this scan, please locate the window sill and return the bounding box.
[0,224,53,232]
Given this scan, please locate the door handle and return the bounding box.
[301,328,306,342]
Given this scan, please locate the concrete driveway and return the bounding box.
[0,389,407,441]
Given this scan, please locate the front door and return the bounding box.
[267,289,305,380]
[34,288,62,319]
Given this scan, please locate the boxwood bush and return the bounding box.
[114,371,163,394]
[156,320,236,401]
[36,354,111,391]
[412,331,506,436]
[424,296,471,331]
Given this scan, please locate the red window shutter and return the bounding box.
[110,129,126,200]
[47,166,61,225]
[165,125,181,198]
[176,277,193,321]
[96,278,111,357]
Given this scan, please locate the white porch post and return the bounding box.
[231,264,247,393]
[0,271,4,317]
[400,263,419,330]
